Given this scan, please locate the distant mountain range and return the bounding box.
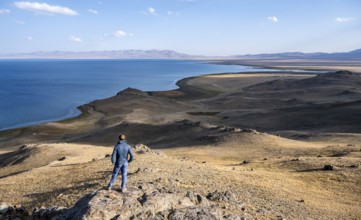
[0,48,360,59]
[233,48,361,59]
[0,50,205,59]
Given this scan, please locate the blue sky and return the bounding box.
[0,0,360,56]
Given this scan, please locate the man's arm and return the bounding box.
[111,145,117,164]
[128,146,134,163]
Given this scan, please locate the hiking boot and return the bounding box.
[107,186,112,191]
[121,188,127,193]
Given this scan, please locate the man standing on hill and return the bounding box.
[107,133,134,193]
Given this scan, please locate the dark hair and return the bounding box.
[119,133,126,140]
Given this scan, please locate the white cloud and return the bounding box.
[26,36,33,40]
[140,7,158,16]
[167,11,180,16]
[14,2,78,16]
[0,9,11,14]
[113,30,133,38]
[268,16,278,22]
[114,30,127,37]
[148,7,157,15]
[88,9,98,14]
[69,36,82,42]
[15,20,25,24]
[335,17,355,23]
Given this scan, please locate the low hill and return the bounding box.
[244,71,361,92]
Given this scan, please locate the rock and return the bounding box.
[14,205,30,218]
[216,126,227,131]
[223,214,245,220]
[0,202,13,214]
[53,185,236,220]
[199,135,220,142]
[19,145,27,150]
[241,160,250,165]
[167,206,223,220]
[223,127,242,132]
[0,204,30,220]
[1,185,240,219]
[241,128,259,134]
[206,191,236,202]
[105,154,111,158]
[185,191,210,206]
[133,144,165,156]
[350,164,359,168]
[323,165,334,171]
[58,157,67,161]
[32,206,66,220]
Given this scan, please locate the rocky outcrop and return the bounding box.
[117,87,149,97]
[0,202,31,220]
[0,144,245,220]
[57,187,224,220]
[0,187,242,219]
[132,144,165,156]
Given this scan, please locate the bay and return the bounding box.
[1,59,261,130]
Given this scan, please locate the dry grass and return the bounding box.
[0,135,360,219]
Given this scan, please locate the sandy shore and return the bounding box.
[211,58,361,73]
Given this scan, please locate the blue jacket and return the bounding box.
[111,140,134,166]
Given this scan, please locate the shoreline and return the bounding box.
[0,59,248,132]
[212,58,361,73]
[1,58,359,138]
[0,70,322,151]
[0,108,81,132]
[0,62,325,133]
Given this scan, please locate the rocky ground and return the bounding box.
[1,135,360,219]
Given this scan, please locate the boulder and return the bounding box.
[0,203,30,220]
[206,191,236,202]
[323,165,334,171]
[55,187,215,219]
[132,144,165,156]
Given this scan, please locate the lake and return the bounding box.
[2,59,267,130]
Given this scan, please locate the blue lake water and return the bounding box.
[0,59,290,131]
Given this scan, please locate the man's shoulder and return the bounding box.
[118,141,131,148]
